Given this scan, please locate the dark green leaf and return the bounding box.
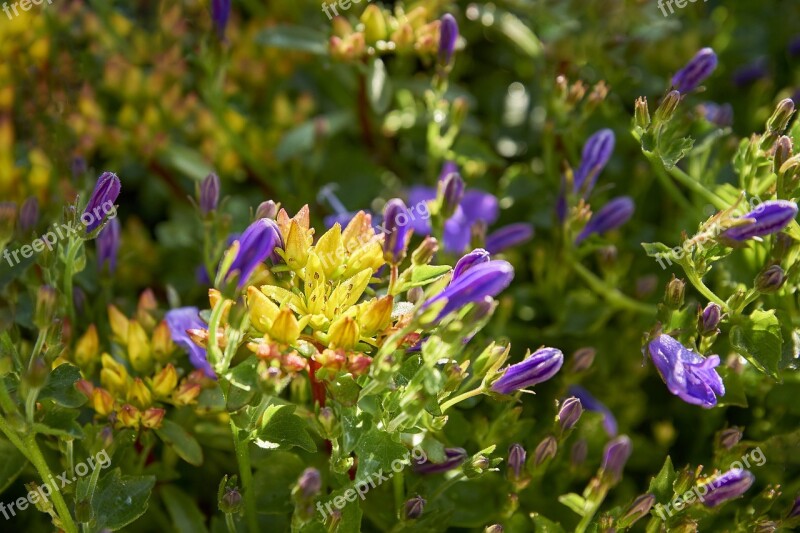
[647,456,676,502]
[155,420,204,466]
[353,429,407,485]
[91,469,155,531]
[160,485,209,533]
[0,438,26,493]
[39,364,86,408]
[255,405,316,452]
[730,310,782,379]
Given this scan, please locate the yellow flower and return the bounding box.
[270,308,301,345]
[108,305,129,343]
[151,321,175,363]
[327,316,360,350]
[247,286,280,333]
[127,320,153,374]
[91,388,115,416]
[151,364,178,398]
[74,325,99,369]
[118,404,141,428]
[100,354,128,396]
[127,378,152,409]
[358,296,394,337]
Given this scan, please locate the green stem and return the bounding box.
[665,164,728,210]
[230,420,258,533]
[225,512,237,533]
[393,470,404,516]
[646,154,693,211]
[440,387,484,412]
[680,264,728,311]
[572,262,656,315]
[23,433,79,533]
[63,238,80,325]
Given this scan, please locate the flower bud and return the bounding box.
[382,199,411,265]
[665,276,686,309]
[673,466,696,495]
[255,200,278,220]
[702,469,755,507]
[141,407,166,429]
[327,316,360,350]
[634,96,650,129]
[672,48,718,93]
[618,493,656,528]
[484,525,503,533]
[127,320,153,373]
[756,265,785,293]
[719,427,743,450]
[34,285,58,329]
[774,136,793,175]
[571,438,588,466]
[220,487,242,514]
[575,197,634,243]
[534,436,557,466]
[411,236,439,266]
[152,321,175,363]
[108,305,130,343]
[91,387,115,416]
[601,435,632,482]
[438,14,458,66]
[19,197,38,232]
[75,325,99,369]
[172,381,201,406]
[404,495,426,519]
[439,171,464,219]
[199,173,220,214]
[151,364,178,397]
[127,378,152,409]
[557,397,583,433]
[361,5,387,44]
[491,348,563,394]
[118,404,141,428]
[507,443,526,480]
[766,98,796,135]
[296,468,321,499]
[698,302,722,335]
[570,347,596,373]
[654,90,682,123]
[83,172,121,233]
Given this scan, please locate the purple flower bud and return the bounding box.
[404,496,426,519]
[507,443,526,479]
[575,196,634,244]
[199,173,220,214]
[440,171,465,219]
[573,129,615,195]
[438,14,459,65]
[83,172,121,233]
[619,494,656,528]
[601,435,632,481]
[211,0,231,41]
[699,302,722,335]
[700,102,734,127]
[732,59,768,88]
[421,260,514,321]
[165,307,215,378]
[557,397,583,432]
[568,385,617,436]
[534,436,558,466]
[383,198,412,264]
[491,347,564,394]
[722,200,798,241]
[97,218,121,273]
[756,264,785,293]
[226,218,282,287]
[788,494,800,518]
[570,348,596,373]
[647,334,725,408]
[452,248,490,280]
[297,467,322,498]
[702,469,755,507]
[414,447,468,474]
[672,47,718,92]
[485,223,534,254]
[19,197,38,232]
[256,200,278,220]
[719,427,743,450]
[571,439,588,466]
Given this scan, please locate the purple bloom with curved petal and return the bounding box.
[83,172,121,233]
[19,197,38,232]
[575,196,634,244]
[438,14,458,65]
[165,307,215,378]
[227,218,282,287]
[567,385,618,436]
[721,200,798,241]
[702,469,755,507]
[97,218,121,273]
[383,198,412,264]
[452,248,490,280]
[211,0,231,41]
[647,334,725,408]
[574,129,615,196]
[672,48,718,93]
[491,347,564,394]
[414,447,467,475]
[485,223,534,254]
[421,260,513,321]
[602,435,632,481]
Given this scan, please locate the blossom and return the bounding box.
[573,129,616,196]
[451,248,490,280]
[438,14,459,65]
[672,47,718,92]
[646,334,725,408]
[83,172,121,233]
[226,218,282,287]
[721,200,798,241]
[575,196,635,243]
[420,259,514,321]
[491,347,563,394]
[699,302,722,335]
[485,223,534,254]
[567,385,618,436]
[165,307,215,378]
[382,198,412,264]
[97,218,121,272]
[702,469,755,507]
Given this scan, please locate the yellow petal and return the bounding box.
[260,285,306,314]
[270,308,301,344]
[248,286,281,333]
[314,224,345,279]
[325,269,372,319]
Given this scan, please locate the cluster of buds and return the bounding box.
[328,5,452,62]
[554,74,610,115]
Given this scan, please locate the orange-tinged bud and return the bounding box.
[141,407,166,429]
[76,379,94,398]
[314,348,346,371]
[391,23,415,53]
[270,308,301,345]
[247,286,280,333]
[173,381,201,406]
[151,320,174,363]
[128,378,152,409]
[136,289,158,330]
[100,354,129,396]
[108,305,129,343]
[359,296,393,336]
[282,353,308,372]
[341,211,375,252]
[328,316,360,350]
[74,325,99,369]
[282,220,310,271]
[127,320,153,373]
[348,354,372,375]
[92,387,115,416]
[118,404,141,428]
[151,364,178,397]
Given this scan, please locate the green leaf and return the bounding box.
[276,111,352,161]
[530,513,567,533]
[255,26,328,55]
[353,429,408,485]
[410,265,452,286]
[155,420,204,466]
[730,309,783,379]
[659,136,694,169]
[39,364,86,408]
[641,241,673,258]
[33,405,83,439]
[717,367,748,407]
[91,469,155,531]
[253,451,305,514]
[558,493,589,517]
[160,485,209,533]
[223,356,259,412]
[647,456,676,502]
[159,145,214,181]
[255,405,316,452]
[328,375,360,407]
[0,438,26,493]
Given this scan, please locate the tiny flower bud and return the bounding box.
[654,90,682,123]
[296,468,322,499]
[411,236,439,266]
[755,265,785,293]
[557,397,583,433]
[698,302,722,335]
[571,438,588,466]
[634,96,651,129]
[199,173,220,214]
[534,436,558,466]
[665,276,686,309]
[719,427,743,450]
[151,364,179,397]
[141,407,166,429]
[570,347,596,372]
[361,4,387,44]
[766,98,796,135]
[34,285,58,329]
[220,487,242,514]
[774,136,793,175]
[507,443,526,480]
[439,171,464,219]
[673,466,696,495]
[255,200,279,220]
[601,435,632,482]
[404,495,426,519]
[672,48,718,93]
[618,493,656,528]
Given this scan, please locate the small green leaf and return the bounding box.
[531,513,567,533]
[558,493,588,516]
[353,429,408,485]
[39,364,86,408]
[410,265,452,286]
[256,26,328,55]
[34,405,83,439]
[730,309,783,379]
[659,136,694,169]
[160,485,209,533]
[255,405,316,452]
[223,356,260,412]
[328,375,360,407]
[91,469,155,531]
[155,420,204,466]
[647,456,676,502]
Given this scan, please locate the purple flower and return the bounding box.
[382,198,412,264]
[702,469,755,507]
[568,386,617,436]
[700,102,734,127]
[491,347,564,394]
[721,200,798,241]
[573,129,615,196]
[647,334,725,408]
[83,172,121,233]
[452,248,490,280]
[507,443,526,479]
[199,173,220,214]
[97,218,121,273]
[226,218,282,287]
[211,0,231,41]
[485,223,534,254]
[440,170,465,218]
[19,197,38,232]
[575,196,634,244]
[732,59,768,88]
[601,435,632,482]
[421,260,514,321]
[165,307,215,378]
[557,397,583,432]
[699,302,722,335]
[414,447,467,474]
[672,48,718,92]
[438,14,458,65]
